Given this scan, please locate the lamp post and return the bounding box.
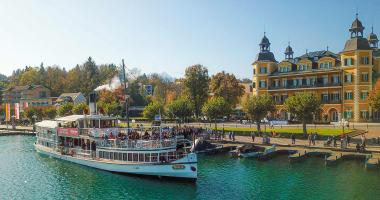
[32,115,37,132]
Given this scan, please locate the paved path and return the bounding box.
[217,135,380,152]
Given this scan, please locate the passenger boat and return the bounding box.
[34,114,198,181]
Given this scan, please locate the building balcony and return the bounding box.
[268,82,342,90]
[321,100,342,104]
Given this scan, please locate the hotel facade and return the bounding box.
[252,15,380,122]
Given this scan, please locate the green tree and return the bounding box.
[19,67,40,85]
[98,101,121,116]
[23,107,44,121]
[184,64,209,118]
[369,79,380,112]
[44,106,57,119]
[72,103,89,115]
[201,97,230,129]
[243,94,276,133]
[143,101,164,120]
[58,103,74,116]
[210,71,244,108]
[167,97,193,125]
[284,92,322,135]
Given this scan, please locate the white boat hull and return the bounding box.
[35,144,197,180]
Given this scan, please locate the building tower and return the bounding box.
[368,26,379,49]
[341,13,373,122]
[252,32,277,95]
[285,42,294,59]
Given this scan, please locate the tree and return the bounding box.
[58,103,74,116]
[97,88,123,116]
[72,103,89,115]
[143,101,164,120]
[184,64,209,118]
[202,97,230,129]
[167,97,193,125]
[23,107,44,121]
[369,79,380,112]
[243,94,276,133]
[284,92,322,135]
[44,106,57,119]
[210,71,244,108]
[19,67,40,85]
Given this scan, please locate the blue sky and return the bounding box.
[0,0,379,78]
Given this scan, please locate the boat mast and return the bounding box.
[122,59,130,129]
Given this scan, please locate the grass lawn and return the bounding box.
[119,122,352,136]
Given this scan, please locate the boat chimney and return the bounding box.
[89,92,97,115]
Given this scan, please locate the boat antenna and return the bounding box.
[122,59,130,130]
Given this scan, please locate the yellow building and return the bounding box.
[252,15,380,122]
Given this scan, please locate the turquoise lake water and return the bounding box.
[1,135,380,200]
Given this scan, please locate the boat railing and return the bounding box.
[55,146,95,159]
[97,138,177,150]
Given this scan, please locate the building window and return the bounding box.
[361,91,368,100]
[345,74,352,83]
[344,58,354,66]
[259,80,266,88]
[344,110,353,119]
[282,79,287,87]
[322,76,328,85]
[345,91,353,100]
[361,56,369,65]
[361,111,369,119]
[260,67,267,74]
[362,73,369,82]
[332,75,340,84]
[275,80,280,87]
[332,93,340,102]
[321,93,329,102]
[293,79,297,87]
[252,82,256,88]
[253,69,256,75]
[298,64,308,71]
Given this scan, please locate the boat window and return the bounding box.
[123,153,127,161]
[159,153,168,162]
[99,151,103,158]
[110,152,114,160]
[151,153,158,162]
[104,152,110,159]
[138,153,144,162]
[133,153,138,162]
[145,154,150,162]
[128,153,133,162]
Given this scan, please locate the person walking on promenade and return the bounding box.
[308,133,312,146]
[361,134,366,148]
[291,133,296,145]
[312,133,317,146]
[251,131,255,143]
[232,131,235,142]
[228,131,232,140]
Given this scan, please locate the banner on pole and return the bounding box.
[5,103,10,122]
[14,103,20,120]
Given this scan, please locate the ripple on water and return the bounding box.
[1,136,380,200]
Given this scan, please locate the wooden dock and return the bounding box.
[212,141,380,169]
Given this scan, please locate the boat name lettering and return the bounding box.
[172,165,185,170]
[57,128,79,137]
